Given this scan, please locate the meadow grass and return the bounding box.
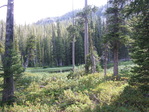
[26,66,73,73]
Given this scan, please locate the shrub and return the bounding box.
[78,73,103,90]
[67,68,85,79]
[58,89,92,110]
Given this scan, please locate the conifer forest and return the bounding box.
[0,0,148,111]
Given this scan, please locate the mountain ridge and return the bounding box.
[35,5,106,25]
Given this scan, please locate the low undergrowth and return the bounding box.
[0,62,148,112]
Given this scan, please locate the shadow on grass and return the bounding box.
[93,85,149,112]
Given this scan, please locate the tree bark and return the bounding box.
[0,22,4,40]
[24,56,29,69]
[91,52,96,73]
[89,30,96,73]
[84,0,89,64]
[104,44,108,77]
[113,42,119,79]
[2,0,15,103]
[72,37,75,71]
[72,4,75,71]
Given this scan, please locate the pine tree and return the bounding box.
[36,37,42,66]
[2,0,15,103]
[106,0,126,79]
[25,35,36,68]
[12,37,24,81]
[75,17,85,65]
[56,21,64,66]
[53,21,65,66]
[51,24,57,66]
[102,22,110,76]
[84,0,89,64]
[67,24,78,71]
[77,5,99,73]
[77,1,92,64]
[87,7,100,73]
[125,0,149,91]
[93,17,103,57]
[75,35,84,65]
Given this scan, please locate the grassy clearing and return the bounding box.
[0,61,148,112]
[26,66,73,73]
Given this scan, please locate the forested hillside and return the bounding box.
[0,0,148,111]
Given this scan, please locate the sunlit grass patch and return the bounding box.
[26,66,73,73]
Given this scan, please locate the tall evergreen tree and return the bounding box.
[102,22,110,76]
[75,18,85,65]
[75,35,84,65]
[84,0,89,64]
[25,35,36,68]
[93,17,103,57]
[2,0,15,103]
[87,6,99,73]
[36,37,42,66]
[67,24,78,71]
[53,21,65,66]
[106,0,126,79]
[125,0,149,90]
[12,37,24,81]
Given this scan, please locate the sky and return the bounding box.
[0,0,107,24]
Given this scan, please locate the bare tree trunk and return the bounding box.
[60,59,63,66]
[24,56,29,69]
[84,0,89,64]
[2,0,15,103]
[104,44,108,77]
[113,43,119,79]
[42,47,44,67]
[72,0,75,71]
[91,53,96,73]
[104,58,107,76]
[72,37,75,71]
[0,22,4,40]
[89,31,96,73]
[33,58,36,67]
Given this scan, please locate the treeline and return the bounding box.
[1,8,129,68]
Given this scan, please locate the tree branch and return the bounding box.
[0,5,7,9]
